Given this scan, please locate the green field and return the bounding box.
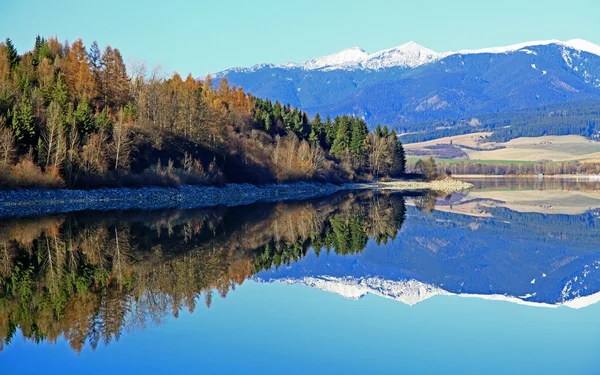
[406,157,540,165]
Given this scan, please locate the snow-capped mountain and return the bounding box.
[217,39,600,74]
[255,275,600,309]
[214,39,600,126]
[266,276,447,306]
[253,205,600,309]
[217,41,449,74]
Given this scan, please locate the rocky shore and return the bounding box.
[0,178,472,218]
[348,178,473,193]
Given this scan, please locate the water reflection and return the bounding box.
[259,179,600,310]
[0,191,406,353]
[2,179,600,356]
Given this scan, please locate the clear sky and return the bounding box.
[1,281,599,374]
[2,0,599,77]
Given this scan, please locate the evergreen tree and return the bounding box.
[350,118,368,161]
[311,113,323,146]
[74,98,95,137]
[32,35,44,68]
[52,74,69,110]
[94,108,111,130]
[382,125,389,137]
[330,118,350,158]
[324,116,335,148]
[10,96,35,146]
[308,127,319,145]
[4,38,18,72]
[390,130,406,176]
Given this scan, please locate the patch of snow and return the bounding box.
[521,49,537,55]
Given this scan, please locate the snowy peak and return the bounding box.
[456,38,600,56]
[295,41,446,71]
[261,276,447,305]
[364,41,447,69]
[300,46,369,70]
[565,39,600,56]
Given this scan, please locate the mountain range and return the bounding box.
[254,204,600,308]
[214,39,600,130]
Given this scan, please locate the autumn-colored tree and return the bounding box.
[100,46,129,109]
[414,157,438,180]
[63,39,96,102]
[0,45,10,83]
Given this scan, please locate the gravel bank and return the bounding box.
[346,178,474,194]
[0,178,472,218]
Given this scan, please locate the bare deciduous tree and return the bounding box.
[0,124,15,165]
[112,110,131,172]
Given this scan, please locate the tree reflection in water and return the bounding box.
[0,191,410,353]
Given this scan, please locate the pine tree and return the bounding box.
[311,113,323,132]
[4,38,18,72]
[350,118,368,161]
[390,130,406,176]
[324,116,335,148]
[330,118,350,158]
[74,98,95,137]
[94,108,111,130]
[53,74,69,110]
[10,96,35,146]
[308,127,319,145]
[32,35,44,68]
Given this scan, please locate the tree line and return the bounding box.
[0,36,405,189]
[416,159,600,176]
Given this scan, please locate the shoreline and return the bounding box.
[0,178,472,218]
[453,174,600,180]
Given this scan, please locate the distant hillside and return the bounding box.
[398,100,600,144]
[215,40,600,135]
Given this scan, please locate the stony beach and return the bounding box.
[0,178,473,217]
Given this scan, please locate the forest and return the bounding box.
[398,100,600,144]
[0,191,407,352]
[0,36,406,189]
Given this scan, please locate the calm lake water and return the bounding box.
[1,178,599,374]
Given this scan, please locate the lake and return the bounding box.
[0,178,599,374]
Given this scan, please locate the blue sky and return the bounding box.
[2,0,599,76]
[1,281,599,375]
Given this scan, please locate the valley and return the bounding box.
[404,134,600,162]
